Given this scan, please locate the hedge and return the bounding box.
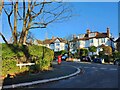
[1,43,54,77]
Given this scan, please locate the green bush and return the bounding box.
[112,51,120,60]
[78,48,88,56]
[2,44,25,59]
[54,50,67,57]
[101,55,112,63]
[1,43,54,76]
[2,59,29,76]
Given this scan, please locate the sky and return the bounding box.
[0,2,119,42]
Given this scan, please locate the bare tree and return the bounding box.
[2,0,72,44]
[19,0,72,44]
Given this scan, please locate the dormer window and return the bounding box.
[78,34,85,38]
[89,33,96,37]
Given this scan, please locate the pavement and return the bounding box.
[1,61,80,89]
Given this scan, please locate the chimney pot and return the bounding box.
[73,34,76,39]
[87,29,90,34]
[107,27,110,37]
[52,36,55,39]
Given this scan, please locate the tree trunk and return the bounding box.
[19,17,31,45]
[19,21,27,44]
[13,1,18,44]
[19,0,31,44]
[0,0,4,15]
[23,30,28,44]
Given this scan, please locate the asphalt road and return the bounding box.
[21,61,119,88]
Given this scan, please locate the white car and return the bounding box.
[62,54,68,61]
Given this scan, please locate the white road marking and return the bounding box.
[83,66,117,71]
[109,68,117,71]
[84,67,90,68]
[100,68,107,70]
[91,67,96,69]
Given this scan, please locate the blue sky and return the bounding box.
[1,2,119,42]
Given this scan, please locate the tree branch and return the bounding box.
[0,32,8,44]
[17,11,23,20]
[32,2,45,18]
[3,2,13,32]
[29,26,46,29]
[23,0,25,19]
[45,8,65,24]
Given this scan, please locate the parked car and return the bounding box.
[62,54,68,61]
[93,58,102,64]
[80,56,92,62]
[114,59,120,66]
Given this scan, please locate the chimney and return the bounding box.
[107,27,110,37]
[52,36,55,40]
[73,34,76,39]
[87,29,90,34]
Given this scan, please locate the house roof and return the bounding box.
[39,37,67,44]
[36,40,43,44]
[116,37,120,42]
[70,31,111,42]
[95,33,108,38]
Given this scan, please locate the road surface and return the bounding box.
[19,61,119,88]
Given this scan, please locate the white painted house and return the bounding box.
[34,37,68,52]
[70,28,115,55]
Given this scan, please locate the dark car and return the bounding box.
[93,58,102,64]
[80,56,92,62]
[114,59,120,66]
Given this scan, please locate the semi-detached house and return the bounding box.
[34,37,68,52]
[70,28,115,55]
[34,27,115,55]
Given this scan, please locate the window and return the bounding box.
[89,33,96,37]
[90,39,93,43]
[101,38,105,43]
[56,43,60,46]
[79,34,85,38]
[73,43,76,46]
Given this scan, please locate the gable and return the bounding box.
[54,39,60,43]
